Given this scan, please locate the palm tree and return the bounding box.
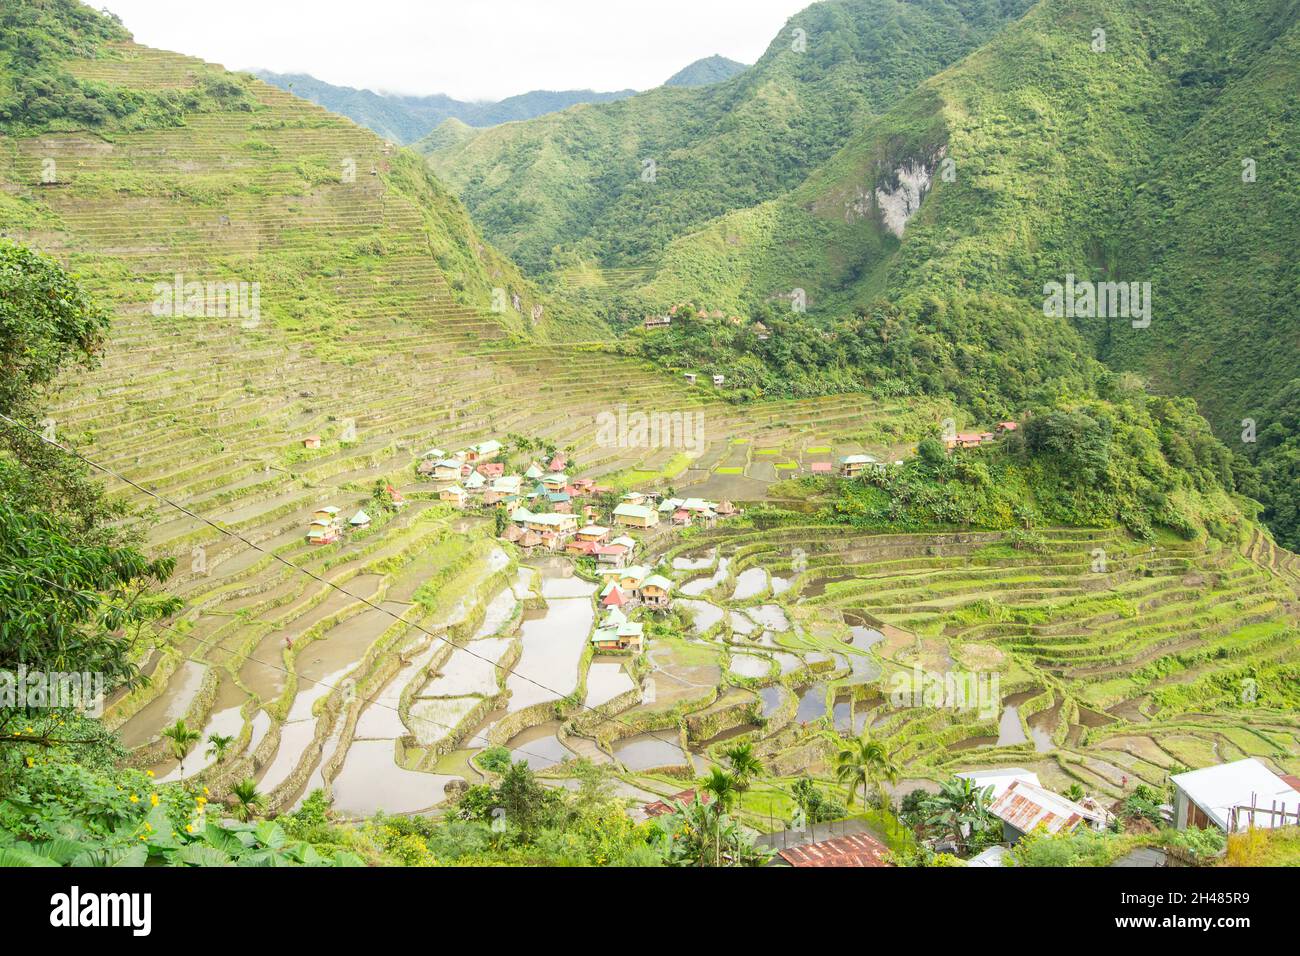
[698,768,742,867]
[229,778,266,822]
[924,776,994,852]
[835,734,900,812]
[721,742,763,793]
[161,719,201,776]
[205,732,235,764]
[699,767,741,813]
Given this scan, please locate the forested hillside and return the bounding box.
[621,0,1300,548]
[426,0,1037,275]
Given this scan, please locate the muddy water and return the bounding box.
[153,680,247,780]
[287,600,411,720]
[1027,704,1058,753]
[352,646,441,740]
[117,659,208,748]
[471,586,518,640]
[844,625,884,682]
[585,659,635,708]
[505,568,595,712]
[770,576,792,596]
[681,557,730,596]
[833,696,853,732]
[795,684,828,723]
[507,721,574,769]
[728,611,756,635]
[421,637,513,698]
[798,574,856,599]
[733,567,767,601]
[239,574,384,701]
[613,733,688,771]
[729,653,770,679]
[407,696,481,747]
[256,718,317,793]
[748,605,791,631]
[330,739,457,817]
[678,599,723,633]
[759,685,786,719]
[673,548,717,571]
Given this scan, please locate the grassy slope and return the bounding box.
[426,0,1036,275]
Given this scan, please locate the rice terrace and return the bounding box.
[1,0,1299,900]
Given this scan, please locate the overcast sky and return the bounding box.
[99,0,812,101]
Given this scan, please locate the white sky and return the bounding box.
[99,0,812,101]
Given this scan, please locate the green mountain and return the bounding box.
[663,54,749,87]
[426,0,1038,275]
[254,70,637,145]
[629,0,1300,548]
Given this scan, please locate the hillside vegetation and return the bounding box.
[626,0,1300,549]
[426,0,1036,275]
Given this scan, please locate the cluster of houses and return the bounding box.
[589,565,675,651]
[413,438,740,554]
[945,420,1018,453]
[306,488,405,545]
[417,440,612,517]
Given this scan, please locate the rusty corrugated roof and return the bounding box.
[989,779,1103,835]
[777,831,891,868]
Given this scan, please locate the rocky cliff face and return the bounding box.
[874,151,944,238]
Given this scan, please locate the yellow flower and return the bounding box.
[139,834,147,841]
[196,796,207,806]
[25,757,34,768]
[186,824,195,833]
[129,794,140,803]
[146,770,155,777]
[144,822,153,832]
[150,793,159,807]
[203,787,211,796]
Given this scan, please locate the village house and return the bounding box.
[431,458,462,481]
[302,435,322,450]
[712,374,725,386]
[643,315,671,330]
[349,509,371,530]
[839,454,879,478]
[541,473,568,491]
[476,461,505,480]
[945,432,992,452]
[308,506,342,545]
[600,582,627,607]
[1171,758,1300,832]
[307,520,340,545]
[684,373,697,385]
[421,447,447,461]
[810,461,834,475]
[524,462,545,480]
[640,574,673,610]
[576,525,611,544]
[548,453,567,472]
[492,475,522,497]
[524,512,578,538]
[464,439,502,463]
[591,618,644,652]
[386,486,407,509]
[614,502,659,528]
[439,484,469,508]
[464,470,486,491]
[987,779,1110,845]
[996,421,1019,435]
